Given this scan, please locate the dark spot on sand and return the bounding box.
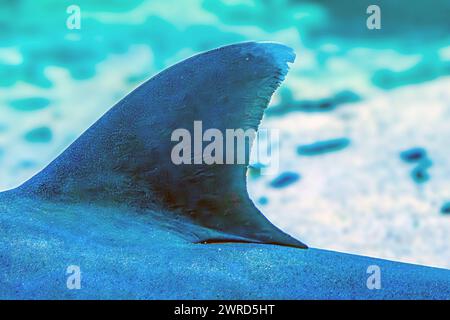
[297,138,350,156]
[400,147,432,184]
[9,97,51,112]
[410,161,432,184]
[440,202,450,215]
[258,196,269,205]
[400,147,427,163]
[266,90,360,116]
[270,172,300,189]
[24,126,53,143]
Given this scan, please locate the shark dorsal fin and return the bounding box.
[19,42,307,248]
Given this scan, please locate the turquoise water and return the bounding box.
[1,0,449,92]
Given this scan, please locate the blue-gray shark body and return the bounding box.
[0,42,449,299]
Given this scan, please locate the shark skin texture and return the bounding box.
[0,42,449,299]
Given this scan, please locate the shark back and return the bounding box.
[16,42,306,248]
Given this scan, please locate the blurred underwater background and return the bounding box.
[0,0,449,268]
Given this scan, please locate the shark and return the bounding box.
[0,42,449,299]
